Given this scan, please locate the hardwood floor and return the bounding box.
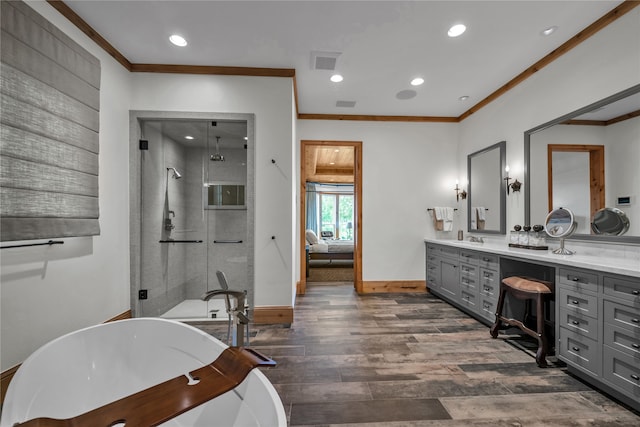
[192,282,640,426]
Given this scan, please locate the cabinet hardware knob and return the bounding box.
[572,346,580,352]
[572,300,579,305]
[572,321,579,325]
[631,374,640,381]
[571,277,579,281]
[632,290,640,295]
[483,257,491,262]
[632,318,640,323]
[632,343,640,349]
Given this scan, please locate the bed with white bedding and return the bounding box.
[306,230,354,260]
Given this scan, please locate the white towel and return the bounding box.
[443,207,454,231]
[434,207,444,220]
[476,207,486,221]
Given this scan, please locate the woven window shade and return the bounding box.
[0,1,101,241]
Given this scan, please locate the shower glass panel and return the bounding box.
[137,118,251,321]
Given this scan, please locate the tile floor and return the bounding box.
[191,282,640,426]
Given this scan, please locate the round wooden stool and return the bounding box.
[490,276,553,367]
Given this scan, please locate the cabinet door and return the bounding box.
[440,259,459,300]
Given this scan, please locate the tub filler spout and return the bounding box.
[201,289,249,346]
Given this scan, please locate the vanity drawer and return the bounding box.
[559,287,598,319]
[459,289,478,310]
[479,280,498,300]
[559,310,598,341]
[603,346,640,399]
[603,300,640,334]
[604,323,640,358]
[479,297,497,322]
[479,254,499,271]
[603,275,640,306]
[480,268,499,290]
[439,245,459,259]
[426,244,458,260]
[558,327,601,376]
[459,250,479,265]
[559,268,598,294]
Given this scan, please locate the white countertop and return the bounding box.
[424,238,640,278]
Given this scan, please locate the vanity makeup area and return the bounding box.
[425,84,640,412]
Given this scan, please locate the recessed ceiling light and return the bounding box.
[334,149,340,152]
[244,136,248,140]
[330,74,344,83]
[448,24,466,38]
[458,95,470,101]
[329,162,335,165]
[185,135,194,140]
[410,77,425,86]
[541,26,558,36]
[169,34,187,47]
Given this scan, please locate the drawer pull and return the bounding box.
[571,300,579,305]
[484,286,491,292]
[632,290,640,296]
[570,276,580,282]
[631,374,640,381]
[482,257,492,262]
[632,343,640,349]
[571,320,579,325]
[572,346,580,352]
[632,318,640,323]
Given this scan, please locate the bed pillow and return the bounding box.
[305,229,319,245]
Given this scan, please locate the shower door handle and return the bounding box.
[214,240,243,243]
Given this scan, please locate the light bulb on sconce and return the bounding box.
[504,165,522,195]
[455,180,467,202]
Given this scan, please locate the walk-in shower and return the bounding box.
[130,114,254,323]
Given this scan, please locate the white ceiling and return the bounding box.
[64,1,623,117]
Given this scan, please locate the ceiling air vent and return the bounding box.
[336,100,356,108]
[310,51,341,70]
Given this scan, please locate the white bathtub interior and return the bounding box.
[0,318,285,427]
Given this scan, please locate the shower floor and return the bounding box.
[160,299,229,321]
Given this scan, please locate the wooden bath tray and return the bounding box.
[14,347,276,427]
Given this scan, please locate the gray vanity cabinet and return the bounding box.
[425,240,640,411]
[425,243,491,324]
[557,268,602,376]
[556,268,640,409]
[602,275,640,402]
[459,250,480,311]
[426,243,460,300]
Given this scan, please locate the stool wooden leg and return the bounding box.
[534,293,548,368]
[490,285,506,339]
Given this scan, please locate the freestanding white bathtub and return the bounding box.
[1,318,286,427]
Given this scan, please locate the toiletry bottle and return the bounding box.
[532,224,545,247]
[458,230,463,241]
[510,225,521,245]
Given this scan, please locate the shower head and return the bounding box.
[210,136,225,162]
[167,167,182,179]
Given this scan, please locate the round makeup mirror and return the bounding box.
[544,207,577,255]
[591,207,630,236]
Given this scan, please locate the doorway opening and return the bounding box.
[300,140,362,294]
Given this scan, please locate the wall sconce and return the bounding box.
[504,166,522,195]
[455,180,467,202]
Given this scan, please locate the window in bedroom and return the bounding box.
[319,193,354,240]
